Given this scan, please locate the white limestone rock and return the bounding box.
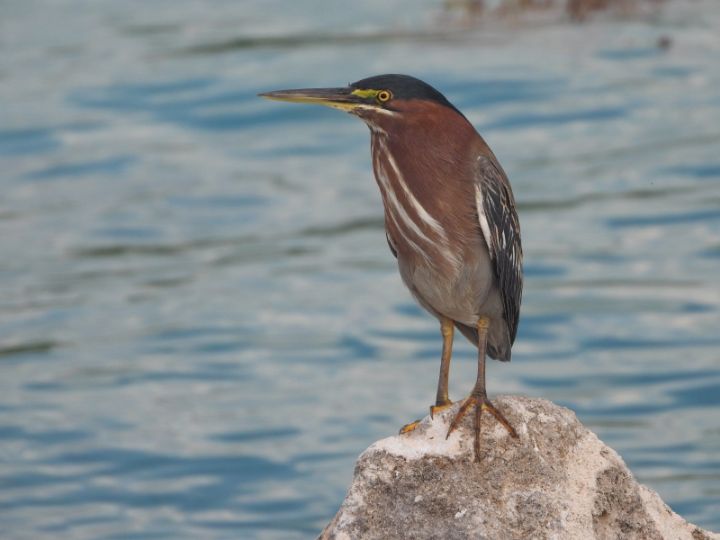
[319,396,717,540]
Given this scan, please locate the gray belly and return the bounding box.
[395,237,500,327]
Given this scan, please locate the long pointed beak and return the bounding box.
[258,87,366,112]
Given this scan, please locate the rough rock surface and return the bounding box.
[319,396,718,540]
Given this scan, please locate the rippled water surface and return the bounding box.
[2,1,719,538]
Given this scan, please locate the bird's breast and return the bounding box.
[370,132,497,323]
[370,135,477,277]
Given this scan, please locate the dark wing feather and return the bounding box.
[475,155,523,344]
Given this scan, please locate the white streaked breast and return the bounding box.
[372,138,461,271]
[385,209,434,266]
[385,152,448,242]
[376,161,436,250]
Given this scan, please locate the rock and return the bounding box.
[319,396,718,540]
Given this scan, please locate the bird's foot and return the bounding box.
[398,419,422,434]
[430,399,453,419]
[445,393,518,462]
[400,399,454,434]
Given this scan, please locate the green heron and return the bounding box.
[260,74,522,461]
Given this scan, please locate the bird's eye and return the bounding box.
[377,90,392,103]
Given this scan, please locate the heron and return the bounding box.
[260,74,523,461]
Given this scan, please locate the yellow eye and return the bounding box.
[377,90,392,103]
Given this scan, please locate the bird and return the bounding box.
[260,74,523,461]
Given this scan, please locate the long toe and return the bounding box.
[481,398,518,439]
[445,396,477,439]
[398,419,422,434]
[445,395,518,462]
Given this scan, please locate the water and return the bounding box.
[1,1,719,538]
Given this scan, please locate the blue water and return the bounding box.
[1,1,719,538]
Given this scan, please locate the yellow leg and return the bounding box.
[400,317,455,434]
[445,316,518,461]
[430,317,454,418]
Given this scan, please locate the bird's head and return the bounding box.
[259,74,464,132]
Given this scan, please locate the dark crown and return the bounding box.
[350,74,459,113]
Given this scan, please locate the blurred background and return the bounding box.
[1,0,719,538]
